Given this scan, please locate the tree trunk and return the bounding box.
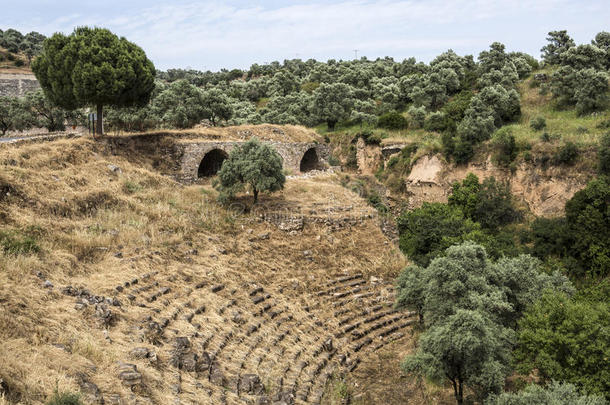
[327,120,336,131]
[253,188,259,204]
[96,104,104,137]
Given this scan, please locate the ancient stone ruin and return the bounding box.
[0,73,40,97]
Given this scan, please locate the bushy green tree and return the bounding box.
[152,80,205,128]
[377,111,407,130]
[408,105,426,129]
[561,44,607,71]
[449,174,519,231]
[0,95,34,135]
[592,31,610,69]
[491,127,517,166]
[515,292,610,397]
[24,89,70,132]
[479,42,510,74]
[397,202,479,267]
[310,83,355,130]
[394,264,426,323]
[423,111,447,132]
[486,381,608,405]
[214,138,285,203]
[32,27,155,135]
[564,176,610,277]
[403,308,513,404]
[201,88,233,126]
[541,30,576,65]
[399,243,573,404]
[550,66,608,115]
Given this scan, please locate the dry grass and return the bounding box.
[108,124,323,143]
[0,135,410,404]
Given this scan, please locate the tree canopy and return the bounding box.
[32,26,155,135]
[214,138,285,203]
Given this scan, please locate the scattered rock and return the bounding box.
[42,280,53,289]
[209,363,225,386]
[257,232,270,240]
[76,378,103,404]
[117,362,141,388]
[323,338,333,352]
[239,374,265,395]
[107,164,122,174]
[95,303,118,327]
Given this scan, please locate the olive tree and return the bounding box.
[0,95,34,135]
[310,82,355,130]
[152,80,206,128]
[201,88,233,126]
[32,27,155,136]
[214,138,285,203]
[398,242,573,404]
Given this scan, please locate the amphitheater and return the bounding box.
[0,125,417,405]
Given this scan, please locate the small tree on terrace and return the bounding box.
[214,138,285,204]
[32,27,155,136]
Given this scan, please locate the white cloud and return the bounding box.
[4,0,609,70]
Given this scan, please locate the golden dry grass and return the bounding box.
[0,135,413,404]
[108,124,323,144]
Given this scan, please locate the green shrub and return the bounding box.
[377,111,408,130]
[452,137,474,164]
[541,131,551,142]
[423,111,446,132]
[345,145,358,169]
[596,119,610,130]
[575,126,589,134]
[367,192,388,213]
[359,131,382,145]
[14,59,24,67]
[328,155,340,166]
[408,106,426,129]
[441,90,473,123]
[529,116,546,131]
[554,142,579,165]
[46,391,82,405]
[598,133,610,174]
[0,230,40,255]
[492,127,517,167]
[449,174,520,231]
[122,181,142,194]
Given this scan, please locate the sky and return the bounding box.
[1,0,609,71]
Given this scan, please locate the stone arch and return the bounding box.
[299,147,320,172]
[198,149,228,177]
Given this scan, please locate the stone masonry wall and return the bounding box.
[103,133,331,183]
[0,73,40,97]
[178,141,330,182]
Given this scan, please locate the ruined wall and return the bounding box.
[0,73,40,97]
[178,141,330,182]
[103,133,331,183]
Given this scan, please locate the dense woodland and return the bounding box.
[0,26,609,404]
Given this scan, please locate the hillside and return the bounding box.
[0,134,433,405]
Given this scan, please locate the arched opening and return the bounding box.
[300,148,320,172]
[198,149,228,177]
